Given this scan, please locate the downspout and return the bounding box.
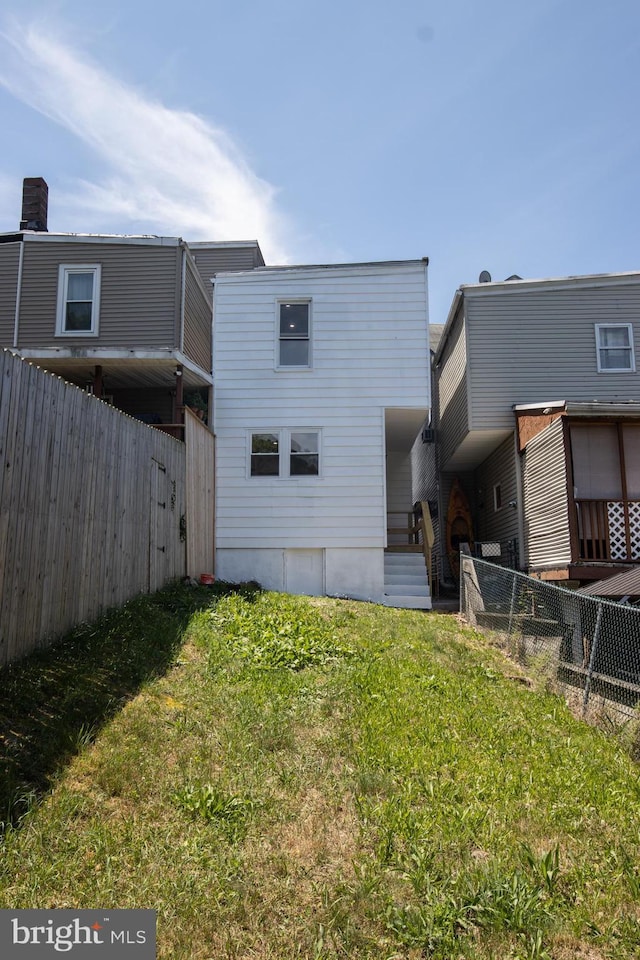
[13,238,25,349]
[180,244,186,355]
[513,430,526,569]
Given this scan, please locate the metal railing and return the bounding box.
[460,554,640,723]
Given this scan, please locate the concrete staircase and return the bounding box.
[382,551,431,609]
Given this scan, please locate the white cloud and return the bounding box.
[0,20,291,260]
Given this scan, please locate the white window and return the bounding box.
[56,265,101,336]
[278,300,310,367]
[595,323,635,373]
[289,432,319,475]
[493,483,502,511]
[250,433,280,476]
[249,430,320,477]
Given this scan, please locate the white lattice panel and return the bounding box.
[630,501,640,559]
[607,501,640,560]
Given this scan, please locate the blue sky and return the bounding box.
[0,0,638,323]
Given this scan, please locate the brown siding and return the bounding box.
[0,243,20,345]
[191,244,264,301]
[17,240,180,349]
[182,254,212,372]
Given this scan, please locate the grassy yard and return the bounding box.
[1,583,639,959]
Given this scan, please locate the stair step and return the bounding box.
[383,583,429,597]
[384,573,428,585]
[382,594,432,610]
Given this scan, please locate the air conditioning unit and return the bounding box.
[421,427,435,444]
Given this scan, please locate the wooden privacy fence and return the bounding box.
[185,407,215,579]
[0,351,189,667]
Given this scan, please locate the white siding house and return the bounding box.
[212,260,430,603]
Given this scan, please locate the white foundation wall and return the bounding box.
[217,547,384,602]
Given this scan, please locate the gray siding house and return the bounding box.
[0,179,264,435]
[428,270,640,584]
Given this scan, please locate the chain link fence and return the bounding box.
[460,554,640,725]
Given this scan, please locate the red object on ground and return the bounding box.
[199,573,215,586]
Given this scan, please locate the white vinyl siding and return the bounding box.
[213,262,429,550]
[523,417,571,569]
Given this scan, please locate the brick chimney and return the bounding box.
[20,177,48,232]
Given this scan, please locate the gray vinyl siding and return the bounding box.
[16,241,180,349]
[522,417,571,569]
[473,435,519,544]
[0,243,20,345]
[182,256,212,373]
[466,282,640,431]
[436,303,468,467]
[191,245,264,300]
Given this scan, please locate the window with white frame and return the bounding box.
[289,432,319,475]
[250,430,320,477]
[250,433,280,476]
[595,323,635,372]
[56,265,101,336]
[278,300,310,367]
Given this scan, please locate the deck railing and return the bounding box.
[575,498,640,562]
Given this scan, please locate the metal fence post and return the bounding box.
[582,602,604,715]
[507,571,518,636]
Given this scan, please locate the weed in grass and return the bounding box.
[172,783,256,841]
[207,592,353,671]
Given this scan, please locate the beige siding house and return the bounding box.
[0,178,264,435]
[428,270,640,584]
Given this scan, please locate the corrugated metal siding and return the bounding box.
[466,283,640,430]
[474,435,519,543]
[182,255,212,372]
[17,241,180,348]
[213,263,429,550]
[192,245,263,300]
[523,417,571,568]
[0,243,20,345]
[437,304,469,466]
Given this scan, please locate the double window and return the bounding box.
[278,300,310,367]
[250,430,319,477]
[595,323,635,372]
[56,265,101,336]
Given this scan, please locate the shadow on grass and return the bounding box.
[0,579,262,834]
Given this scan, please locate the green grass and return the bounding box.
[1,584,639,959]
